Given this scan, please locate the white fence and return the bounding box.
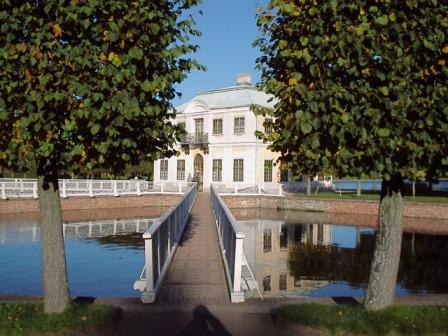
[0,178,191,200]
[210,184,245,302]
[213,183,283,197]
[134,183,197,303]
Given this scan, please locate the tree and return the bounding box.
[254,0,447,310]
[0,0,202,313]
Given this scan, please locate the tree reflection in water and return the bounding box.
[288,230,448,293]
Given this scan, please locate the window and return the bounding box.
[263,228,272,253]
[264,160,273,182]
[160,160,168,180]
[212,159,222,181]
[234,117,245,134]
[294,225,304,243]
[213,119,223,135]
[279,273,287,291]
[233,159,244,182]
[264,118,273,134]
[280,225,288,250]
[177,160,185,180]
[263,276,271,292]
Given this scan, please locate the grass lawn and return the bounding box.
[294,191,448,203]
[274,303,448,335]
[0,302,117,336]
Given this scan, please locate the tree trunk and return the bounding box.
[412,180,416,199]
[357,179,362,196]
[364,174,404,311]
[306,175,311,196]
[37,166,70,313]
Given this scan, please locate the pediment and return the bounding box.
[184,100,209,114]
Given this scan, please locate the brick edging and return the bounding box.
[0,194,181,214]
[222,195,448,220]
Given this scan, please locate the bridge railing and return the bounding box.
[0,178,189,200]
[134,183,197,303]
[210,183,245,303]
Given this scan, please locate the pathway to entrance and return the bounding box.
[157,192,229,305]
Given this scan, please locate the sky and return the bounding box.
[172,0,267,106]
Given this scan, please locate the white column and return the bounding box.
[161,182,164,193]
[278,183,283,196]
[178,182,182,193]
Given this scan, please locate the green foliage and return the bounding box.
[0,302,117,336]
[0,0,204,175]
[274,304,448,335]
[254,1,448,180]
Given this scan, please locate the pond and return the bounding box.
[234,209,448,298]
[0,208,166,297]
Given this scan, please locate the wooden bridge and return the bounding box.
[134,184,249,304]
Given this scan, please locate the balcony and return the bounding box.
[179,133,208,144]
[179,133,209,154]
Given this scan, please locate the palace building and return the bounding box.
[153,74,282,190]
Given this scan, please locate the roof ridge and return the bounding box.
[196,85,256,96]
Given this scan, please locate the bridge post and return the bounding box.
[142,232,155,303]
[231,232,245,303]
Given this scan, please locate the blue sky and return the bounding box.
[173,0,267,106]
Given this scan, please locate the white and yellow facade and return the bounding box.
[154,74,281,190]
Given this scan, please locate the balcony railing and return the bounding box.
[179,133,208,145]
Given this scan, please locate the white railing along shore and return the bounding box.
[134,183,197,303]
[213,183,283,197]
[0,178,189,200]
[210,183,245,303]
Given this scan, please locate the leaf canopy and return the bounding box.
[254,0,448,180]
[0,0,203,175]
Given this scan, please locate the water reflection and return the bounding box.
[0,214,159,297]
[236,216,448,298]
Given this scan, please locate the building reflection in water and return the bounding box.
[236,218,448,298]
[236,220,334,298]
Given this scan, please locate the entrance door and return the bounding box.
[195,118,204,142]
[193,154,204,191]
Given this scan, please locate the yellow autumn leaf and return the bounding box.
[52,23,62,38]
[108,52,117,62]
[119,40,125,49]
[442,45,448,54]
[99,52,107,61]
[361,68,370,76]
[288,78,298,86]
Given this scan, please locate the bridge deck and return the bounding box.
[158,192,229,305]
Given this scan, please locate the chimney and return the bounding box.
[236,73,251,86]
